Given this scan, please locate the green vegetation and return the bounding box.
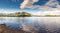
[0,12,32,17]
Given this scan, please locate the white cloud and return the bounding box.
[20,0,60,11]
[0,9,21,13]
[20,0,39,9]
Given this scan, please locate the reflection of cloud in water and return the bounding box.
[0,17,60,32]
[21,17,60,32]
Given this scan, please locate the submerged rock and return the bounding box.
[0,24,28,33]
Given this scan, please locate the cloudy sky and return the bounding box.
[0,0,60,14]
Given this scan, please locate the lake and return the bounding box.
[0,17,60,33]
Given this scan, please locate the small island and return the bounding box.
[0,12,32,17]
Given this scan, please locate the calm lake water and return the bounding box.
[0,17,60,33]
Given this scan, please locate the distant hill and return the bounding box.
[0,12,32,17]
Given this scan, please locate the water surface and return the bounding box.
[0,17,60,33]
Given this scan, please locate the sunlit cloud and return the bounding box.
[20,0,60,11]
[20,0,39,9]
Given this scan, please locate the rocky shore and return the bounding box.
[0,24,29,33]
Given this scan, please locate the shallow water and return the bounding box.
[0,17,60,33]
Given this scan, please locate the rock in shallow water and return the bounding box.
[0,24,29,33]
